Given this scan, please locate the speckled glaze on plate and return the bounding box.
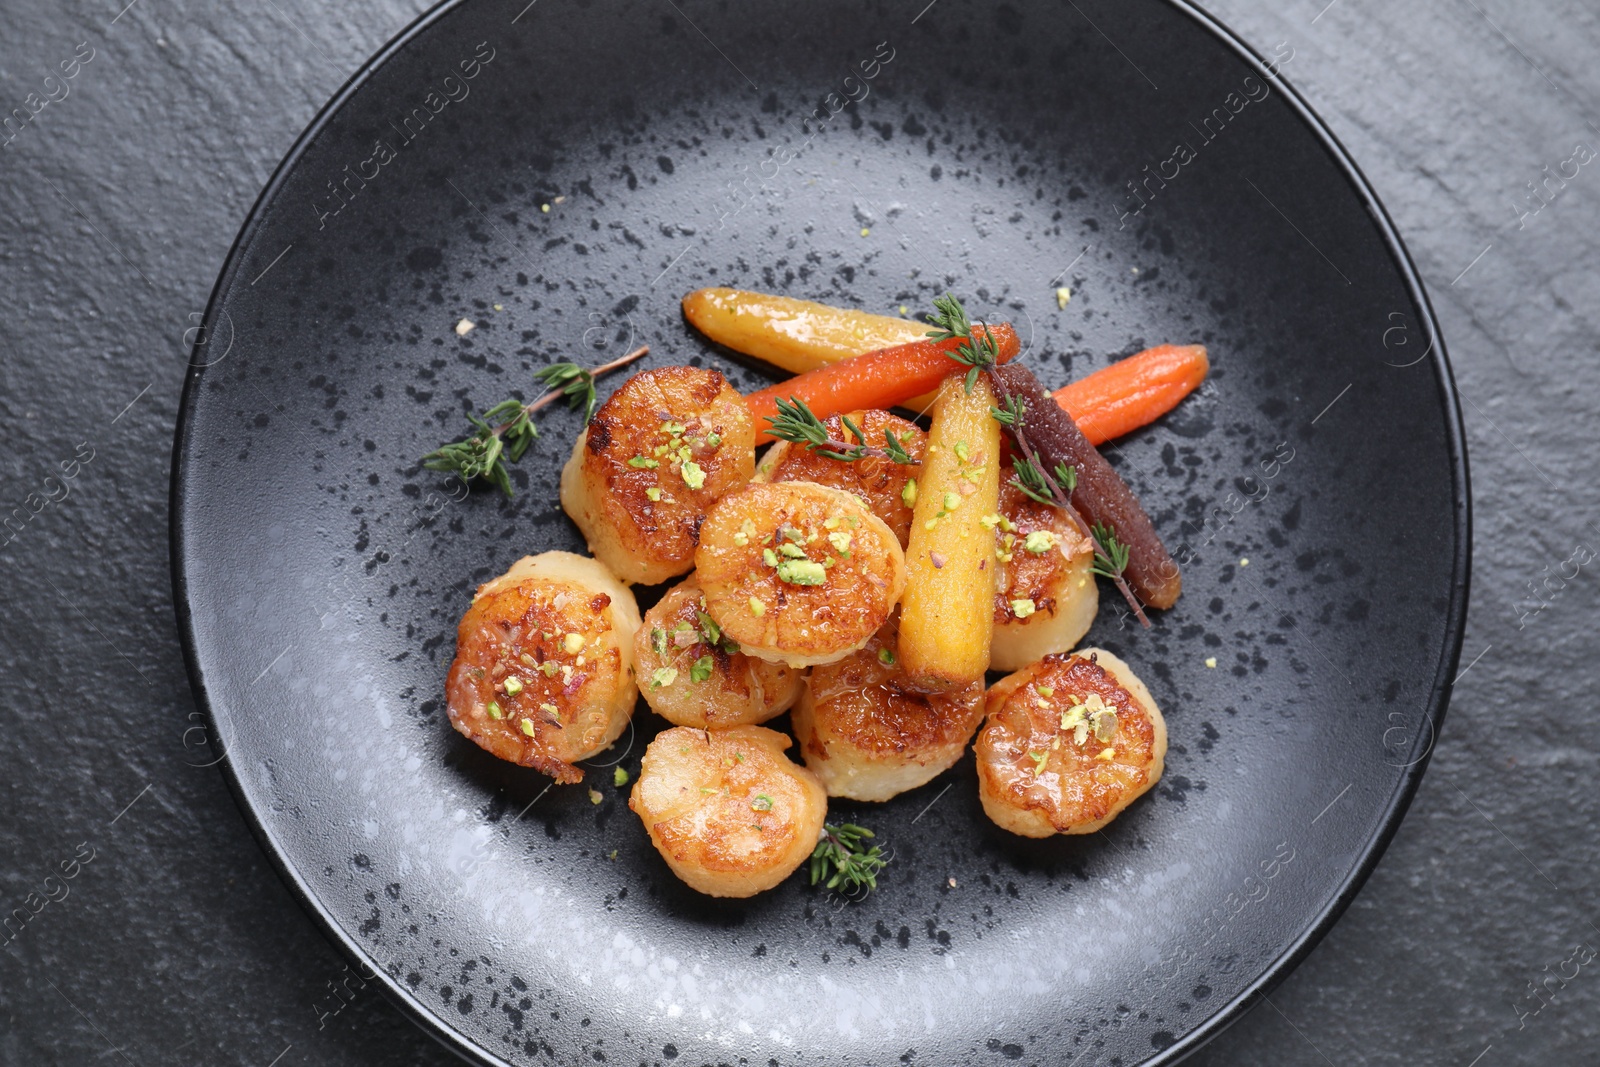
[171,1,1469,1064]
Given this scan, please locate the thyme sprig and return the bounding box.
[422,345,647,496]
[926,292,1004,394]
[926,292,1150,627]
[1089,522,1132,580]
[765,396,917,464]
[1010,455,1078,506]
[810,822,887,896]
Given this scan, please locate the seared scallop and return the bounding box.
[790,624,986,802]
[446,552,643,784]
[560,366,754,585]
[633,575,804,729]
[629,725,827,897]
[975,648,1166,837]
[754,409,926,546]
[989,480,1099,671]
[695,481,907,668]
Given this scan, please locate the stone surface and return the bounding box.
[0,1,1595,1066]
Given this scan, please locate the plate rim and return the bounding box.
[168,1,1472,1063]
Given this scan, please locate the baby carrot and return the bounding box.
[1052,344,1208,446]
[745,324,1020,444]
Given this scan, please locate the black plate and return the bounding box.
[171,1,1469,1063]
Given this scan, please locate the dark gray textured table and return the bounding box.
[2,0,1595,1064]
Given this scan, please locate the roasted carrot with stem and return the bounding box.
[745,325,1020,444]
[1054,344,1208,446]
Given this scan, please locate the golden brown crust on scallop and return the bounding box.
[629,725,827,897]
[791,624,985,801]
[975,648,1166,836]
[560,366,754,585]
[989,480,1099,670]
[446,553,641,783]
[633,576,803,729]
[695,481,907,667]
[755,410,926,546]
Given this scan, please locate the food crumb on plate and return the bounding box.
[455,318,475,336]
[947,877,958,888]
[1239,557,1249,567]
[1055,286,1072,309]
[1205,657,1217,669]
[860,227,871,237]
[588,788,603,805]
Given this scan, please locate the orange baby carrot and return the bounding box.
[1053,344,1208,445]
[746,324,1020,444]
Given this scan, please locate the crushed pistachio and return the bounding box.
[650,667,679,689]
[943,491,961,512]
[827,530,853,553]
[680,460,706,490]
[954,440,970,463]
[562,632,585,655]
[627,455,659,469]
[539,702,559,719]
[748,597,766,616]
[1023,530,1058,554]
[661,420,686,435]
[762,548,779,567]
[646,487,662,501]
[733,531,748,546]
[519,718,535,736]
[901,478,918,508]
[1092,708,1118,743]
[750,794,774,812]
[1095,747,1116,761]
[1010,598,1037,619]
[1028,750,1049,776]
[503,676,523,696]
[981,513,1003,530]
[588,788,603,804]
[613,766,630,787]
[1035,685,1055,698]
[779,542,808,559]
[486,701,503,720]
[519,652,538,668]
[705,432,722,448]
[877,647,897,666]
[539,661,560,677]
[690,655,714,683]
[776,558,827,586]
